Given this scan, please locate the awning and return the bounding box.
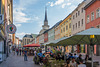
[45,37,68,46]
[56,28,100,46]
[23,43,40,47]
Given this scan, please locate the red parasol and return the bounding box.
[23,43,40,47]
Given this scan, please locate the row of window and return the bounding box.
[61,23,71,33]
[73,19,84,30]
[61,18,71,27]
[87,8,100,23]
[73,7,84,19]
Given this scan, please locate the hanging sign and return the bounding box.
[7,24,17,34]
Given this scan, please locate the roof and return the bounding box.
[31,34,37,38]
[23,34,33,38]
[84,0,97,10]
[71,1,85,14]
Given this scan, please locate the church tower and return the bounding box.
[39,7,49,34]
[42,7,49,30]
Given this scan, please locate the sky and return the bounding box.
[13,0,84,39]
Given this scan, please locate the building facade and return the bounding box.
[48,27,55,42]
[55,20,62,40]
[0,0,13,62]
[39,34,44,45]
[22,34,34,45]
[36,35,39,44]
[84,0,100,55]
[44,30,48,43]
[71,1,85,35]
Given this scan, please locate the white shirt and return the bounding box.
[78,64,86,67]
[34,51,36,56]
[70,61,77,67]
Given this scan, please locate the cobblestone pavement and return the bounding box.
[0,53,41,67]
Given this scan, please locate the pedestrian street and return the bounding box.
[0,53,41,67]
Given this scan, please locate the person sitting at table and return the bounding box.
[70,57,77,67]
[78,60,86,67]
[76,54,83,64]
[85,54,89,62]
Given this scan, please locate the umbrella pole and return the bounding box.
[91,46,93,67]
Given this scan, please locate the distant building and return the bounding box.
[22,34,37,45]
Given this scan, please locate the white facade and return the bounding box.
[71,1,86,35]
[39,34,44,44]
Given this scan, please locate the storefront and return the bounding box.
[0,30,5,62]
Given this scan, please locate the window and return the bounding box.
[78,11,80,16]
[96,8,100,18]
[69,18,71,20]
[76,13,77,17]
[81,19,83,26]
[66,25,68,30]
[69,23,71,28]
[81,8,84,13]
[73,15,75,19]
[91,12,94,21]
[78,21,80,28]
[73,25,74,30]
[63,27,65,32]
[61,29,62,33]
[87,15,90,23]
[76,23,77,29]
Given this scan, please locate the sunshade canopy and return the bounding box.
[46,37,68,46]
[56,28,100,46]
[23,43,40,47]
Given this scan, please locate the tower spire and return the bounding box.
[44,6,48,22]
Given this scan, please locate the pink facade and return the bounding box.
[85,0,100,55]
[44,32,48,43]
[85,0,100,29]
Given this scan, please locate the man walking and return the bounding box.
[24,48,28,61]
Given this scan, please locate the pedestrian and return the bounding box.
[85,54,89,62]
[78,60,86,67]
[16,48,19,56]
[12,47,15,55]
[74,53,78,59]
[19,49,22,56]
[24,48,28,61]
[76,54,83,64]
[38,51,43,65]
[70,57,77,67]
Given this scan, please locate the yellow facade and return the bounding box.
[60,14,72,38]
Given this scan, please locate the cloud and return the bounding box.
[15,24,21,27]
[55,0,64,5]
[48,0,65,7]
[13,7,31,23]
[67,3,71,5]
[62,4,66,8]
